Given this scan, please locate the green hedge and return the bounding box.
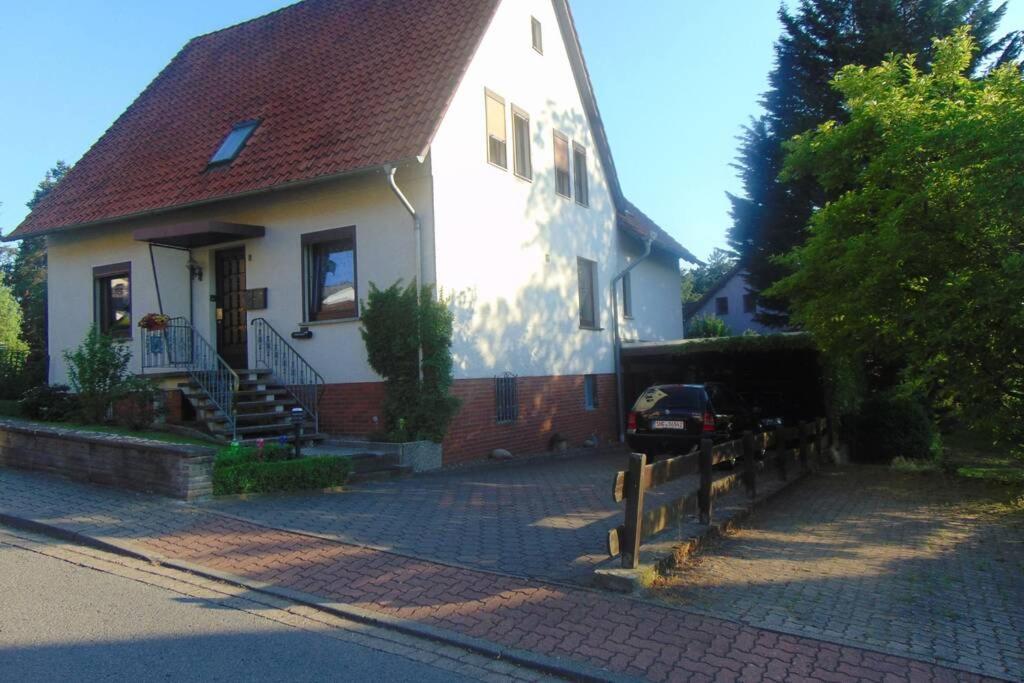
[213,456,352,496]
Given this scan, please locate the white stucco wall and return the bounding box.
[618,236,685,342]
[688,270,776,335]
[429,0,681,379]
[46,162,430,385]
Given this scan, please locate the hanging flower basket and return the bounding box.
[138,313,171,331]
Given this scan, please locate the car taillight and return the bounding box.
[627,411,638,433]
[702,411,716,432]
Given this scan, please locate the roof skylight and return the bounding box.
[209,120,259,166]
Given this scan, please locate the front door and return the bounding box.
[215,247,247,369]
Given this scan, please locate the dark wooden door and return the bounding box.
[215,247,247,369]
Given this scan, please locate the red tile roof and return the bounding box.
[11,0,500,238]
[11,0,698,266]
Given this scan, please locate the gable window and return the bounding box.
[93,263,132,339]
[495,372,518,424]
[531,17,543,54]
[209,119,259,166]
[554,131,571,198]
[716,296,729,315]
[302,226,357,322]
[743,293,756,313]
[622,271,633,319]
[572,143,589,206]
[577,257,599,329]
[485,90,507,169]
[584,374,598,410]
[512,106,532,180]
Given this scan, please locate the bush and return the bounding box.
[113,383,161,431]
[844,391,937,463]
[686,314,731,339]
[360,281,460,443]
[19,384,78,421]
[213,455,352,495]
[64,325,156,424]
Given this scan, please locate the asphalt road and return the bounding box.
[0,530,539,682]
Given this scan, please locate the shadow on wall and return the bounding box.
[447,106,616,378]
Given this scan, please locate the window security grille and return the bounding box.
[495,372,519,424]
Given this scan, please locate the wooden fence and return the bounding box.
[608,418,832,568]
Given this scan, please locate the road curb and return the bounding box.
[0,512,632,683]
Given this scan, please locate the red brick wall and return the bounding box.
[443,374,617,465]
[317,374,617,465]
[319,381,388,435]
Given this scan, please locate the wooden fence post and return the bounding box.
[775,429,787,481]
[621,452,646,569]
[698,438,713,525]
[742,430,757,499]
[799,422,811,472]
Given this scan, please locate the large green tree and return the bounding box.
[770,29,1024,439]
[3,161,70,368]
[728,0,1020,325]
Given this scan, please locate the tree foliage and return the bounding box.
[0,281,27,352]
[728,0,1018,325]
[680,248,737,303]
[686,314,732,339]
[770,30,1024,440]
[360,281,460,443]
[3,161,71,370]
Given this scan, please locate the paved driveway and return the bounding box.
[652,466,1024,681]
[205,447,701,581]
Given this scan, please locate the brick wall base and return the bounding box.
[317,374,617,466]
[0,420,215,500]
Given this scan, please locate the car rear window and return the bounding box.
[632,386,705,412]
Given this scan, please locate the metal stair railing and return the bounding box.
[141,316,240,439]
[250,317,326,433]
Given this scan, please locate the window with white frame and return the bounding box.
[93,263,132,339]
[572,143,589,206]
[554,131,571,198]
[512,106,532,180]
[531,17,543,53]
[622,271,633,319]
[577,257,598,329]
[485,89,507,169]
[302,226,357,322]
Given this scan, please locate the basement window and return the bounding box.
[584,375,598,410]
[209,120,259,166]
[495,372,519,424]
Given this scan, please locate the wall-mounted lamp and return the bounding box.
[187,257,203,282]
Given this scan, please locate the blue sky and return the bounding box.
[1,1,1022,260]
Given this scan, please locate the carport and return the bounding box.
[620,332,826,425]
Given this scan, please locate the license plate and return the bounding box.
[652,420,687,430]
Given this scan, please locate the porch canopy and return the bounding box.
[132,220,265,248]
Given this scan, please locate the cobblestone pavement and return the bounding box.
[653,467,1024,681]
[204,448,713,581]
[0,467,995,682]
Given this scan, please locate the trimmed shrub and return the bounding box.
[360,280,460,443]
[213,456,352,495]
[845,391,937,463]
[19,384,78,421]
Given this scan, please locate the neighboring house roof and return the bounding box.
[9,0,698,263]
[684,263,744,318]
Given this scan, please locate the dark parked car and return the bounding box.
[625,382,772,458]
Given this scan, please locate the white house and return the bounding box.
[685,266,777,336]
[8,0,698,465]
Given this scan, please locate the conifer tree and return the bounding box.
[728,0,1020,325]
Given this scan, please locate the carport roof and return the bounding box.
[622,332,816,357]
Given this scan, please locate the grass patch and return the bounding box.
[891,456,942,474]
[56,422,215,447]
[212,444,351,496]
[942,431,1024,487]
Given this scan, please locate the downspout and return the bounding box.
[148,243,164,315]
[611,234,655,443]
[385,165,424,382]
